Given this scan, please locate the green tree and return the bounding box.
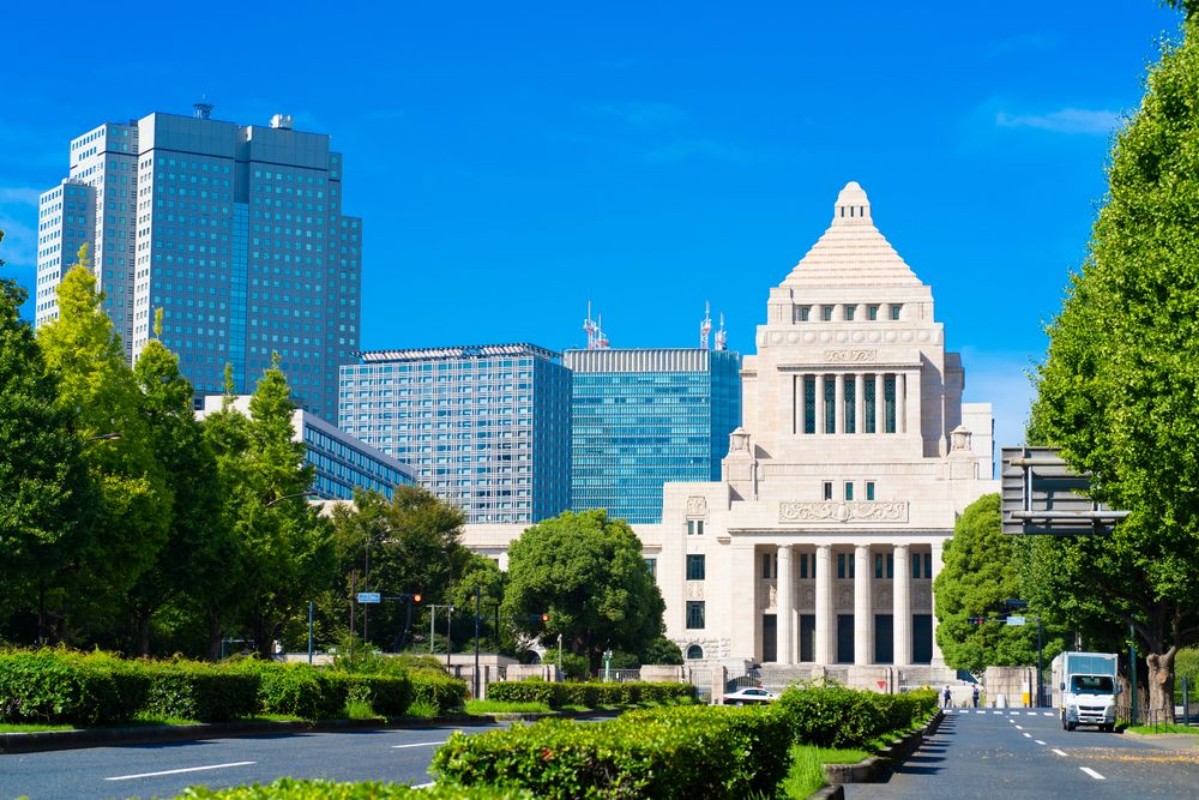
[330,486,466,652]
[125,310,224,655]
[237,355,335,657]
[933,495,1065,674]
[501,509,665,671]
[1028,8,1199,722]
[36,254,170,643]
[0,232,93,640]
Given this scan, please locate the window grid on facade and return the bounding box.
[686,554,706,581]
[686,601,706,629]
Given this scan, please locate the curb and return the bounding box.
[821,710,943,787]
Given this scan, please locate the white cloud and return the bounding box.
[995,108,1122,136]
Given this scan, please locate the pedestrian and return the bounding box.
[972,684,980,709]
[943,685,952,709]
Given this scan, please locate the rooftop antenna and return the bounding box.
[193,96,214,120]
[714,313,728,351]
[700,301,713,350]
[595,313,609,349]
[583,302,599,349]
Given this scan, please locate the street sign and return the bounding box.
[1006,616,1026,626]
[1000,446,1128,535]
[356,592,381,604]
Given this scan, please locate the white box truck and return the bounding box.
[1052,651,1119,732]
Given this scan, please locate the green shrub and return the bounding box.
[486,679,694,709]
[775,684,935,749]
[174,777,534,798]
[433,704,790,799]
[0,650,143,725]
[142,662,258,723]
[249,663,345,720]
[342,673,413,717]
[486,679,558,707]
[409,669,467,715]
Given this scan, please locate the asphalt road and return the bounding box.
[0,722,505,800]
[846,708,1199,799]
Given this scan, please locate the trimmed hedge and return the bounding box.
[0,651,131,725]
[142,662,259,723]
[433,704,790,799]
[487,679,679,708]
[486,679,696,709]
[409,669,468,715]
[775,684,938,749]
[174,778,533,799]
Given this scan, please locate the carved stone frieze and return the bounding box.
[875,586,893,610]
[686,581,706,601]
[686,496,708,516]
[913,585,931,610]
[778,501,909,524]
[824,349,877,363]
[800,585,816,609]
[836,585,853,609]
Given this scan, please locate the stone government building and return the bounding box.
[464,181,998,688]
[636,181,997,688]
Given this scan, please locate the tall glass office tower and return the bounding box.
[35,106,360,420]
[338,344,572,524]
[565,348,742,524]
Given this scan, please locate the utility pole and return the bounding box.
[473,587,482,699]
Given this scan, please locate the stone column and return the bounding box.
[897,373,907,434]
[930,541,946,666]
[893,545,911,666]
[855,373,866,436]
[777,545,794,664]
[794,375,803,435]
[875,373,885,434]
[815,544,834,664]
[729,544,758,660]
[854,544,872,665]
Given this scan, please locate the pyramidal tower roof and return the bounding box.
[781,182,922,288]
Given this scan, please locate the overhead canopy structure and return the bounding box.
[1000,446,1129,535]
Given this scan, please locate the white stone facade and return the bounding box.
[640,182,998,670]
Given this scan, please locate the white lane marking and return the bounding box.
[391,741,447,749]
[1052,749,1068,757]
[1026,712,1037,716]
[107,762,256,781]
[976,710,987,714]
[992,711,1003,716]
[1014,724,1024,730]
[1022,732,1032,738]
[1043,712,1055,717]
[1080,767,1106,780]
[1035,740,1046,745]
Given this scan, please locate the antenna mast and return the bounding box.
[714,313,728,351]
[583,303,609,349]
[700,301,713,349]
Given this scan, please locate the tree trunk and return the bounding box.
[137,608,153,657]
[1146,647,1177,725]
[207,610,223,661]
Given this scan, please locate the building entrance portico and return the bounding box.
[753,539,942,667]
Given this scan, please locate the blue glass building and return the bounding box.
[339,344,571,523]
[565,348,742,524]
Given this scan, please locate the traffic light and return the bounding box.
[541,613,550,622]
[412,594,422,604]
[969,617,987,625]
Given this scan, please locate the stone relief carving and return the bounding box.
[875,586,893,610]
[778,501,909,524]
[913,585,931,610]
[729,428,750,453]
[685,582,705,601]
[824,349,877,363]
[800,586,816,608]
[836,586,853,609]
[686,496,708,516]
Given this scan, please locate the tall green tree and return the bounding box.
[237,355,335,657]
[501,509,665,671]
[126,310,224,655]
[36,254,170,642]
[330,485,466,652]
[1029,7,1199,722]
[0,232,93,639]
[934,495,1065,674]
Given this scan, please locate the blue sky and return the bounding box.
[0,1,1183,458]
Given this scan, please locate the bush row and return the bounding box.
[775,684,938,749]
[0,650,469,725]
[432,704,790,800]
[485,679,696,708]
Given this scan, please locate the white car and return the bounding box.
[722,687,778,705]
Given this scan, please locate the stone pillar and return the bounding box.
[893,545,911,666]
[875,373,885,434]
[854,544,872,665]
[930,541,945,666]
[834,373,845,434]
[897,373,907,434]
[777,545,794,665]
[729,544,758,660]
[855,373,865,436]
[795,375,804,435]
[815,544,834,664]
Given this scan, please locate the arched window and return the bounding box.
[686,645,704,660]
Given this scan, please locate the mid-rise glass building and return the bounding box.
[565,348,742,524]
[338,344,571,523]
[36,106,360,421]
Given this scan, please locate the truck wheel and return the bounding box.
[1061,716,1067,730]
[1066,722,1076,732]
